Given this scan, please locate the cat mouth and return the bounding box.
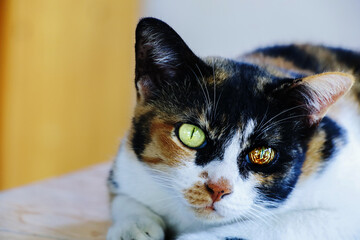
[205,205,215,211]
[191,205,224,220]
[195,203,216,212]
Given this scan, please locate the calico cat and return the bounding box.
[107,17,360,240]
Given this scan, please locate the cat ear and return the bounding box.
[284,72,354,125]
[135,17,202,100]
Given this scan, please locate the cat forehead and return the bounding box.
[202,57,274,89]
[154,57,276,119]
[186,60,275,128]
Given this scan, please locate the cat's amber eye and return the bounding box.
[178,123,206,148]
[248,147,276,165]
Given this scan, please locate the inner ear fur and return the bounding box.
[288,72,354,125]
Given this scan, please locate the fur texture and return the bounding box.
[107,18,360,240]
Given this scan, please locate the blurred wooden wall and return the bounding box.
[0,0,138,190]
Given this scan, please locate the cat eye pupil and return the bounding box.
[190,127,195,139]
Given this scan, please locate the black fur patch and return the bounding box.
[329,47,360,73]
[319,117,346,165]
[254,45,323,72]
[131,111,156,159]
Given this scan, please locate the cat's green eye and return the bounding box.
[248,147,276,165]
[178,123,206,148]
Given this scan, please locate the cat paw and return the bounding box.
[107,216,165,240]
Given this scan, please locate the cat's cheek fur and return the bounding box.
[108,138,206,235]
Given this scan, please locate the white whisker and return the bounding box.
[255,104,307,134]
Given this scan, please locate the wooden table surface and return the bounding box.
[0,163,112,240]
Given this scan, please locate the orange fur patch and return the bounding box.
[206,69,229,85]
[300,129,327,181]
[142,157,164,164]
[183,181,212,207]
[141,119,196,167]
[253,173,276,186]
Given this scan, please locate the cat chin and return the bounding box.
[192,206,222,219]
[189,205,259,226]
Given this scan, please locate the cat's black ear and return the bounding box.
[134,17,203,100]
[280,72,354,126]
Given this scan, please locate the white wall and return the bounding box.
[140,0,360,58]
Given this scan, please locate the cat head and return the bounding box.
[129,18,354,223]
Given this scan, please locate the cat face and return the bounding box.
[130,18,353,223]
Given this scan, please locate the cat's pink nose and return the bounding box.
[205,180,232,203]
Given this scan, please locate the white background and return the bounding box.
[140,0,360,58]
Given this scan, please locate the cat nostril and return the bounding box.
[221,192,230,199]
[205,181,232,203]
[205,183,214,194]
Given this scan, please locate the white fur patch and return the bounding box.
[241,119,256,150]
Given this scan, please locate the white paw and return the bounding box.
[107,216,165,240]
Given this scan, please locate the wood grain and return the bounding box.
[0,163,111,240]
